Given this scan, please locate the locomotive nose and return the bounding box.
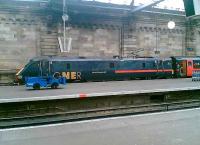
[16,75,22,80]
[15,67,24,84]
[14,75,22,84]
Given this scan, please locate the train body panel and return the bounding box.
[193,59,200,71]
[116,59,158,79]
[16,56,200,83]
[187,60,193,77]
[171,56,200,78]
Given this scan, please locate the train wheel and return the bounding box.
[51,83,59,89]
[33,83,40,90]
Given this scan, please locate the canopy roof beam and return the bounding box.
[131,0,165,13]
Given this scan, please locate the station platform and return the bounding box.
[0,78,200,103]
[1,108,200,145]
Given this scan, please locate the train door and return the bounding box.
[91,61,107,81]
[179,60,187,77]
[186,60,193,77]
[68,62,80,81]
[41,60,50,76]
[162,60,173,78]
[108,61,116,80]
[156,60,164,78]
[61,62,77,81]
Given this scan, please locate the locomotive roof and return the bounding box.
[30,56,171,62]
[172,56,200,60]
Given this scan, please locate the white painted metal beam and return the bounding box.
[130,0,134,6]
[131,0,165,13]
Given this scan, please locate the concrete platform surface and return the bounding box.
[1,108,200,145]
[0,78,200,103]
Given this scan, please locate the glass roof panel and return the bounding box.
[13,0,48,1]
[86,0,185,11]
[94,0,132,5]
[153,0,185,11]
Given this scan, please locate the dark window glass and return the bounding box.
[110,62,115,68]
[26,62,40,76]
[142,63,145,68]
[194,62,200,68]
[153,62,156,67]
[188,62,192,66]
[67,63,70,69]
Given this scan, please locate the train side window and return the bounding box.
[168,62,171,66]
[67,63,70,69]
[142,63,145,68]
[153,62,156,67]
[194,62,200,68]
[110,62,115,68]
[188,62,192,66]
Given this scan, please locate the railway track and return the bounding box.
[1,100,200,129]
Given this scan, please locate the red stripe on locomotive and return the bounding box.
[115,69,173,74]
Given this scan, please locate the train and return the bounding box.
[15,56,200,83]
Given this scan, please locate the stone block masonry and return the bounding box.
[59,27,120,58]
[0,12,40,70]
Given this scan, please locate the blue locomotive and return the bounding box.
[15,56,200,83]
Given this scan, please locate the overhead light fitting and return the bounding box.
[167,20,175,29]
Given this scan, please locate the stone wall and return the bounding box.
[185,19,200,56]
[123,13,187,58]
[0,12,42,70]
[58,26,120,58]
[195,26,200,55]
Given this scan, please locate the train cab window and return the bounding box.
[164,61,171,67]
[188,62,192,66]
[109,62,115,68]
[67,63,70,69]
[153,62,156,67]
[26,61,40,75]
[194,62,200,68]
[142,63,145,68]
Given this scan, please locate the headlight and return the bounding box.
[17,75,22,79]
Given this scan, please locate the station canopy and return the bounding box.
[83,0,185,11]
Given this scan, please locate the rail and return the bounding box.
[0,100,200,129]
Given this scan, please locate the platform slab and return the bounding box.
[0,78,200,103]
[1,108,200,145]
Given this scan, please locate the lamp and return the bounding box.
[167,21,175,29]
